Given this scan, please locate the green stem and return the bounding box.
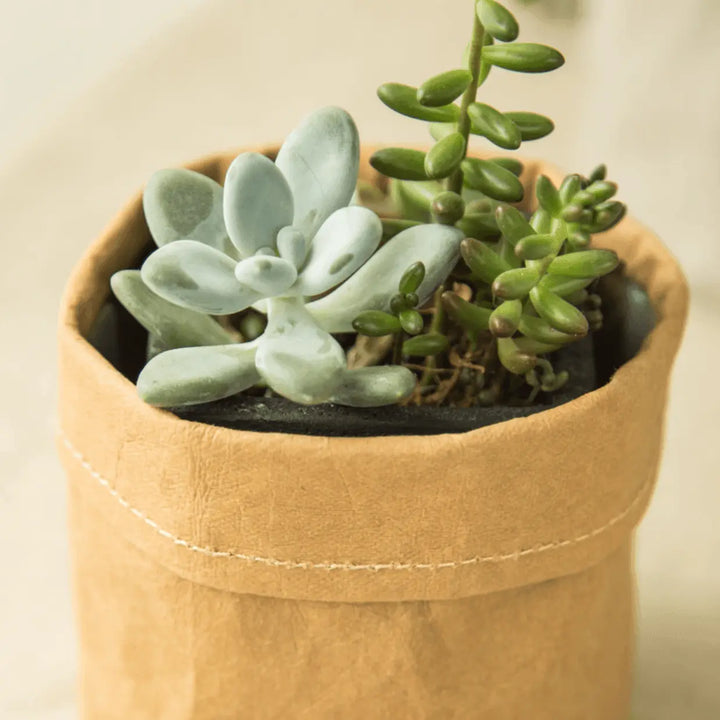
[420,285,447,388]
[448,8,486,195]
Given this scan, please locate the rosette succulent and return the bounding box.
[112,107,462,408]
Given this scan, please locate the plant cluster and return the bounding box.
[358,0,625,405]
[112,0,627,410]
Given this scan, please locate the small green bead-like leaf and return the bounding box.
[562,204,592,224]
[390,293,410,315]
[371,148,428,181]
[457,212,500,240]
[568,230,591,249]
[497,337,537,375]
[530,285,589,336]
[491,157,524,176]
[399,261,427,295]
[482,43,565,74]
[381,218,422,242]
[514,336,561,356]
[352,310,402,337]
[504,112,555,141]
[496,205,535,245]
[461,237,511,284]
[441,292,492,334]
[514,233,557,261]
[531,208,553,234]
[559,174,583,205]
[469,103,522,150]
[425,132,467,179]
[477,0,520,43]
[547,249,620,278]
[378,83,461,122]
[538,274,595,297]
[490,299,522,338]
[462,158,524,203]
[418,69,472,107]
[585,181,618,204]
[403,333,449,357]
[518,314,579,345]
[588,201,627,233]
[536,175,562,216]
[589,164,607,183]
[399,309,424,335]
[492,266,541,299]
[432,191,466,225]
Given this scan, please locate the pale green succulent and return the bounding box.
[112,107,462,408]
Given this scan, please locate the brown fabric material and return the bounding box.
[57,149,688,719]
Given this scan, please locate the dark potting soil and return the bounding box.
[88,268,655,437]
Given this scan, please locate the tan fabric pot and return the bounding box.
[57,149,688,720]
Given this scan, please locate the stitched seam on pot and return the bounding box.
[60,431,650,571]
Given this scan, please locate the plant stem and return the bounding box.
[448,8,486,195]
[420,285,447,388]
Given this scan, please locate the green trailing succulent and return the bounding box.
[358,0,626,406]
[113,0,626,411]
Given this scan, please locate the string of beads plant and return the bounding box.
[357,0,627,406]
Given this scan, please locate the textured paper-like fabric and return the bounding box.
[57,150,688,719]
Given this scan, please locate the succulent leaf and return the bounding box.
[529,285,589,336]
[418,69,472,107]
[276,227,308,269]
[461,158,524,202]
[137,343,261,407]
[514,233,557,261]
[492,266,541,299]
[503,112,555,141]
[496,205,535,245]
[477,0,520,43]
[547,249,620,278]
[468,102,522,150]
[377,83,461,123]
[297,206,383,296]
[482,43,565,74]
[223,153,294,258]
[461,237,511,284]
[307,224,463,333]
[497,337,537,375]
[490,299,522,338]
[111,270,234,349]
[330,366,417,407]
[234,255,298,297]
[256,297,346,405]
[425,133,467,179]
[491,157,524,176]
[402,333,449,357]
[399,262,427,295]
[535,175,562,216]
[143,169,231,253]
[141,240,261,315]
[275,106,360,239]
[441,292,492,334]
[370,148,429,181]
[353,310,401,337]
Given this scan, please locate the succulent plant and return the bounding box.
[113,1,629,412]
[112,107,462,408]
[358,0,627,406]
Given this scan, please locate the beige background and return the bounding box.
[0,1,718,718]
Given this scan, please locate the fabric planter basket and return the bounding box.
[57,150,688,720]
